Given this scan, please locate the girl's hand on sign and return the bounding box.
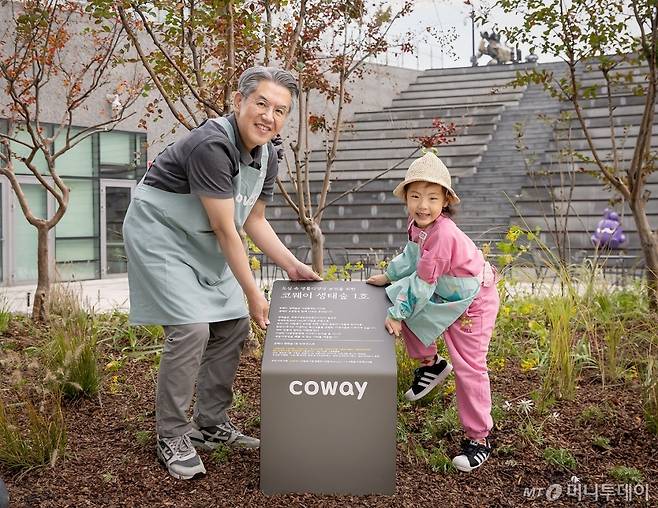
[366,273,390,286]
[385,317,402,338]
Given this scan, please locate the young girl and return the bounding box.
[367,151,499,472]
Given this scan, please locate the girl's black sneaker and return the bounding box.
[404,357,453,401]
[452,438,492,472]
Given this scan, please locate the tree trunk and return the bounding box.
[631,200,658,311]
[32,225,50,322]
[303,220,324,275]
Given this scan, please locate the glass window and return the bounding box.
[100,131,131,165]
[136,134,148,180]
[54,128,94,177]
[57,179,96,237]
[55,179,99,281]
[12,183,47,283]
[10,127,50,176]
[99,130,137,179]
[104,186,131,274]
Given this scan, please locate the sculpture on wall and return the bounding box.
[477,31,513,65]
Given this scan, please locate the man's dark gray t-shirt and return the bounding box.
[143,114,278,200]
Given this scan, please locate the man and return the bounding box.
[123,66,321,480]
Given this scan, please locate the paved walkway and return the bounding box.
[2,278,131,314]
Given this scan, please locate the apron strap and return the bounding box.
[214,116,269,175]
[215,116,236,144]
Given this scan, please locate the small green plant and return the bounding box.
[591,435,612,451]
[643,357,658,434]
[410,443,455,474]
[135,430,152,447]
[609,466,644,484]
[420,404,460,439]
[395,342,418,402]
[0,294,10,334]
[491,396,510,427]
[519,420,544,446]
[396,411,411,443]
[495,443,516,457]
[577,404,608,427]
[211,443,232,464]
[603,322,623,382]
[543,447,577,471]
[47,282,86,321]
[243,414,260,431]
[102,472,116,483]
[232,390,248,411]
[0,395,67,471]
[542,296,576,401]
[46,314,100,400]
[426,443,456,474]
[95,311,163,359]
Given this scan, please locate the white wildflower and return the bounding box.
[503,400,512,411]
[517,398,534,414]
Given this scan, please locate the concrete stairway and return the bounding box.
[268,60,657,267]
[269,64,533,264]
[452,63,563,250]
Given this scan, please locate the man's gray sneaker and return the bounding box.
[156,434,206,480]
[189,420,260,450]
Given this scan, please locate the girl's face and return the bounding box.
[405,181,447,229]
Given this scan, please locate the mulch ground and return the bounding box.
[1,319,658,507]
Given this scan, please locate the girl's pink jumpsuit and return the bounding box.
[387,215,499,440]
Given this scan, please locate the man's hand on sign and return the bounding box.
[287,260,322,281]
[248,290,270,329]
[366,273,390,286]
[385,317,402,338]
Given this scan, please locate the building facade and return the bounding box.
[0,124,147,286]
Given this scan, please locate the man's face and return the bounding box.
[234,80,292,151]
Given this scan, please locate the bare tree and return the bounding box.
[493,0,658,308]
[0,0,143,320]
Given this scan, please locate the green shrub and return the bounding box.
[211,443,232,464]
[577,404,610,427]
[542,296,576,400]
[0,295,10,334]
[643,357,658,434]
[421,403,460,439]
[0,395,67,471]
[426,443,456,474]
[609,466,644,484]
[543,447,577,471]
[46,314,99,400]
[591,435,612,450]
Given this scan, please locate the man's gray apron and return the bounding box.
[123,117,267,325]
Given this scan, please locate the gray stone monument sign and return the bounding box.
[261,280,397,495]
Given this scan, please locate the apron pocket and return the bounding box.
[188,231,228,285]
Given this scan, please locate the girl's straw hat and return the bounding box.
[392,152,460,204]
